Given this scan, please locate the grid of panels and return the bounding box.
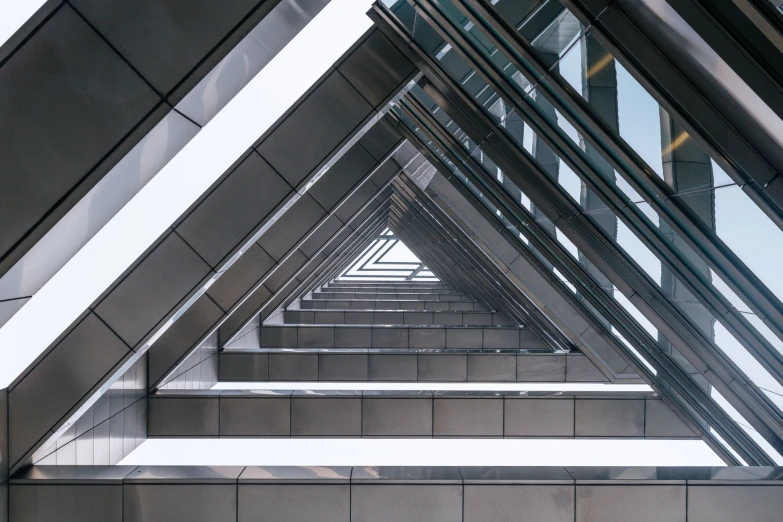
[5,0,783,518]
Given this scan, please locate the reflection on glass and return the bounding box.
[554,34,664,178]
[394,0,783,456]
[403,0,783,371]
[399,92,783,461]
[530,9,582,66]
[712,389,783,465]
[634,0,783,150]
[381,0,415,33]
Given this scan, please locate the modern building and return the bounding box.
[2,0,783,519]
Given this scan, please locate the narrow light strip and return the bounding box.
[0,0,375,387]
[212,382,653,392]
[120,439,722,466]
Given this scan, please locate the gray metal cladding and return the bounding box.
[0,0,295,275]
[175,152,291,268]
[146,390,696,439]
[3,31,410,473]
[256,71,374,188]
[70,0,265,95]
[338,30,417,107]
[93,231,213,348]
[0,4,159,262]
[9,466,783,522]
[7,313,131,466]
[205,244,276,311]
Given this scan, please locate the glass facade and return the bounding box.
[4,0,783,518]
[379,0,783,464]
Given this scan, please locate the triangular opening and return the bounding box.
[339,228,438,281]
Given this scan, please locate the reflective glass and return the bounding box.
[442,51,783,401]
[712,389,783,465]
[554,33,664,178]
[531,10,582,63]
[381,0,416,32]
[632,0,783,151]
[491,0,545,35]
[397,0,783,460]
[400,90,783,461]
[423,0,783,364]
[478,7,783,353]
[614,331,658,374]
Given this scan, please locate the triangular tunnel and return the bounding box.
[7,0,783,516]
[338,227,438,281]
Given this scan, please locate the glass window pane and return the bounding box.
[616,220,661,282]
[713,184,783,299]
[712,389,783,464]
[554,33,664,177]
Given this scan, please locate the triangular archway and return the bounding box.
[5,0,783,517]
[339,228,438,281]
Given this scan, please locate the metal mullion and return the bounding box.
[398,99,631,346]
[336,219,391,279]
[391,189,510,314]
[302,225,383,296]
[399,94,708,385]
[410,142,612,345]
[226,209,390,344]
[386,204,468,294]
[557,0,783,231]
[391,80,777,463]
[405,264,426,280]
[357,238,395,272]
[326,212,391,285]
[417,0,783,388]
[400,95,671,348]
[246,203,392,335]
[319,219,389,287]
[401,102,667,357]
[398,117,766,466]
[345,236,389,277]
[394,184,517,314]
[353,239,423,276]
[395,176,579,345]
[323,217,386,285]
[455,0,783,367]
[669,0,783,128]
[378,7,783,450]
[396,196,518,319]
[394,207,515,320]
[398,164,569,330]
[308,206,392,291]
[419,192,570,334]
[361,236,402,271]
[314,206,390,288]
[397,122,758,465]
[292,207,389,297]
[332,233,386,280]
[372,240,424,268]
[664,0,783,129]
[389,191,482,298]
[391,215,479,301]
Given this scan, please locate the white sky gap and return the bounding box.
[0,0,375,387]
[120,439,723,466]
[0,0,47,49]
[212,382,653,392]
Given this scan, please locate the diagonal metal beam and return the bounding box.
[371,3,783,462]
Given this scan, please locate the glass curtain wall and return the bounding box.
[379,0,783,463]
